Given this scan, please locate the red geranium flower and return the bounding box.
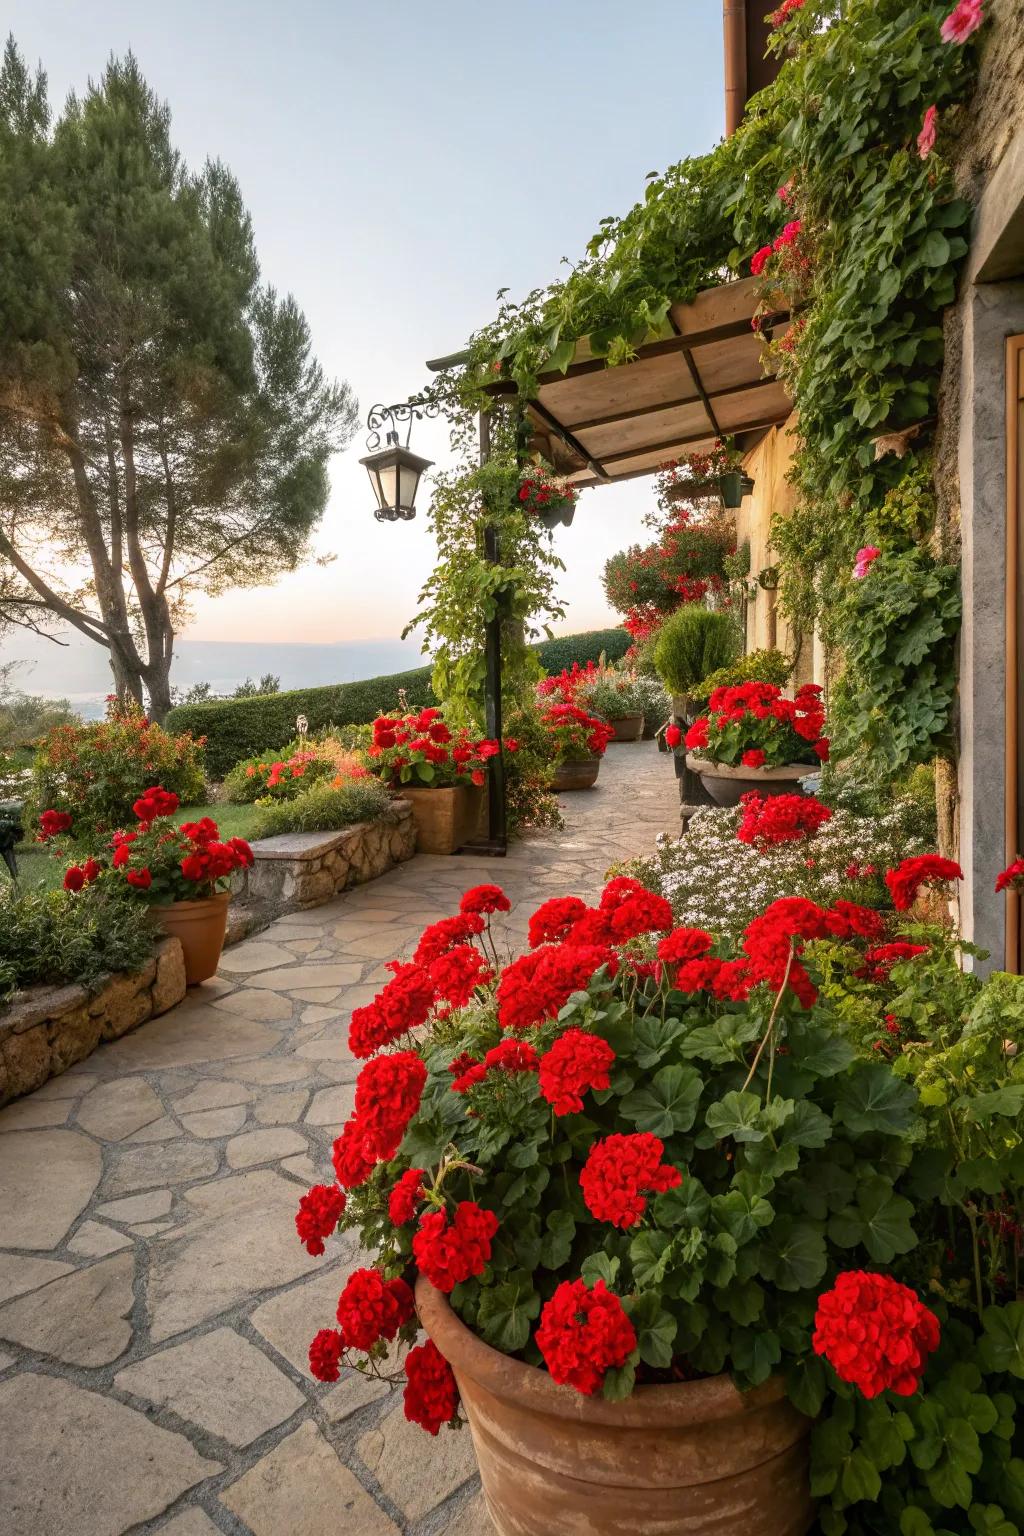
[354,1051,428,1162]
[39,809,72,840]
[580,1132,681,1228]
[538,1029,615,1116]
[388,1168,426,1225]
[403,1339,459,1434]
[536,1278,637,1395]
[996,856,1024,893]
[335,1267,414,1350]
[412,1201,499,1293]
[813,1271,940,1398]
[459,883,511,915]
[528,896,588,949]
[308,1327,346,1383]
[885,855,963,912]
[295,1183,346,1256]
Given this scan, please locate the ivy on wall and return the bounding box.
[440,0,986,781]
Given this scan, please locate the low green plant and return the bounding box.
[250,778,391,839]
[502,699,563,835]
[577,672,648,722]
[223,742,338,804]
[652,607,740,697]
[690,648,792,704]
[0,884,154,1004]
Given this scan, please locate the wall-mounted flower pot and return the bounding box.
[151,891,231,985]
[416,1279,814,1536]
[401,784,484,855]
[720,471,756,509]
[608,713,645,743]
[549,756,601,792]
[685,756,814,808]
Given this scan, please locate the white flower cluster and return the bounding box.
[636,801,927,940]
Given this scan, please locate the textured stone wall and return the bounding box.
[0,937,186,1106]
[225,801,417,943]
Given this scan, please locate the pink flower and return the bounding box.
[940,0,984,44]
[750,245,774,277]
[917,106,938,159]
[852,546,881,580]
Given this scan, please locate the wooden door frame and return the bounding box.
[1005,336,1024,971]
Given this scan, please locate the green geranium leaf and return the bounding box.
[711,1187,774,1246]
[625,1291,678,1369]
[834,1064,918,1136]
[788,1355,829,1419]
[828,1176,917,1263]
[926,1456,974,1510]
[602,1361,637,1402]
[704,1089,766,1142]
[899,1509,936,1536]
[759,1218,827,1291]
[630,1230,674,1288]
[581,1251,620,1289]
[620,1064,703,1137]
[732,1325,781,1386]
[539,1210,576,1270]
[475,1275,541,1353]
[633,1013,686,1068]
[841,1448,882,1504]
[654,1176,710,1230]
[980,1304,1024,1379]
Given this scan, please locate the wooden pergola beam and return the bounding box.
[563,374,782,434]
[594,410,792,468]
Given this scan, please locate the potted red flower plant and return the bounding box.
[56,787,253,983]
[682,681,828,806]
[292,875,958,1536]
[518,469,579,530]
[368,708,504,855]
[540,703,615,791]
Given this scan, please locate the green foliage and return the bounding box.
[406,455,565,724]
[577,672,648,721]
[249,777,391,839]
[0,683,78,753]
[501,698,563,835]
[29,703,206,840]
[166,631,628,778]
[0,883,154,1003]
[652,606,740,696]
[0,41,356,715]
[223,740,338,804]
[830,550,961,774]
[690,648,792,704]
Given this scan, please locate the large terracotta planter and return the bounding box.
[416,1280,814,1536]
[401,784,483,855]
[150,891,230,985]
[550,756,601,792]
[686,756,814,809]
[609,713,645,743]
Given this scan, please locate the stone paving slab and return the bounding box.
[0,743,677,1534]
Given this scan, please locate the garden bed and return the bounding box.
[225,798,416,941]
[0,936,186,1105]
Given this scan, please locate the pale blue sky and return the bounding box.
[7,0,726,648]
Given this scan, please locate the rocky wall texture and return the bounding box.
[0,938,186,1106]
[224,801,417,943]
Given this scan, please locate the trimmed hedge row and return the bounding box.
[167,628,629,779]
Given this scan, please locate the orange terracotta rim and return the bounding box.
[149,890,232,916]
[415,1278,785,1431]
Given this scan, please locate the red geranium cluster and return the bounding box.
[996,856,1024,894]
[368,707,503,790]
[403,1339,460,1434]
[412,1201,500,1292]
[294,1183,347,1256]
[352,1050,428,1162]
[450,1037,539,1094]
[517,473,578,519]
[38,808,73,841]
[580,1132,681,1228]
[388,1167,427,1225]
[540,702,615,764]
[538,1028,615,1115]
[497,943,618,1031]
[885,855,963,912]
[736,792,832,847]
[63,857,102,892]
[813,1271,940,1398]
[685,682,828,770]
[751,218,804,278]
[535,1278,637,1395]
[738,895,885,1008]
[856,941,930,983]
[770,0,805,28]
[336,1266,414,1350]
[537,660,601,703]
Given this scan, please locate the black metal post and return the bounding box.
[469,409,507,855]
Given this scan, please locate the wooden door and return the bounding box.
[1006,336,1024,971]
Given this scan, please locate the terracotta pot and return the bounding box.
[685,756,815,809]
[550,756,601,792]
[401,783,483,855]
[150,891,230,985]
[609,713,645,743]
[416,1280,814,1536]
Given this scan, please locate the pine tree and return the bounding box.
[0,40,357,718]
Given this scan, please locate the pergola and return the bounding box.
[424,274,793,852]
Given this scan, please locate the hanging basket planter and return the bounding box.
[720,471,756,509]
[536,501,576,531]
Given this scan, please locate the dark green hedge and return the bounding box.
[168,628,629,779]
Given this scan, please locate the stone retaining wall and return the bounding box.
[225,800,417,942]
[0,937,187,1106]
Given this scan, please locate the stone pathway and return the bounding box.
[0,743,678,1536]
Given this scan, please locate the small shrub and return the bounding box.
[224,743,338,804]
[29,702,206,841]
[250,778,391,839]
[690,648,792,703]
[577,671,648,721]
[502,699,563,834]
[0,884,155,1004]
[652,607,740,696]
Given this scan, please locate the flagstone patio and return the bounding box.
[0,743,678,1536]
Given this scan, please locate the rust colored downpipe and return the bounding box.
[723,0,748,138]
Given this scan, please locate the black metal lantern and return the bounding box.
[359,402,437,522]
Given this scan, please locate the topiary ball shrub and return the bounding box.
[652,607,740,698]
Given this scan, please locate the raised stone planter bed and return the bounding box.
[0,937,187,1106]
[225,799,417,942]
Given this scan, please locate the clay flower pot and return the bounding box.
[608,713,645,743]
[549,757,601,792]
[401,784,483,855]
[150,890,230,985]
[685,755,814,809]
[416,1280,814,1536]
